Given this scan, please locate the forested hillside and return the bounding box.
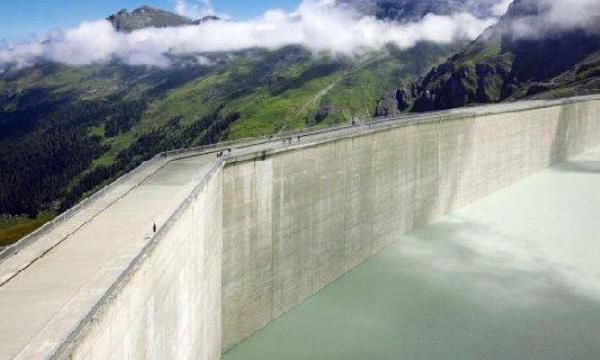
[0,4,460,245]
[4,0,599,246]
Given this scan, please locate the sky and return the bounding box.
[1,0,597,71]
[0,0,300,43]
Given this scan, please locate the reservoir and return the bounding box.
[223,146,600,360]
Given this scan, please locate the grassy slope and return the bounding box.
[229,65,343,138]
[527,50,600,100]
[135,51,347,141]
[0,212,55,247]
[0,45,458,245]
[413,24,600,110]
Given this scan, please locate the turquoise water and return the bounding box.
[223,239,600,360]
[223,148,600,360]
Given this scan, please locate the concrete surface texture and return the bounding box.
[0,156,219,359]
[64,165,224,360]
[221,99,600,350]
[223,145,600,360]
[0,154,170,283]
[0,96,598,359]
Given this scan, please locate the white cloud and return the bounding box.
[504,0,600,39]
[0,41,43,69]
[491,0,513,16]
[543,0,600,31]
[0,0,512,70]
[174,0,228,19]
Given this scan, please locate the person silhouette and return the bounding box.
[153,223,157,234]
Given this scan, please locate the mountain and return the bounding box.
[376,0,600,114]
[107,5,219,32]
[108,6,196,32]
[0,4,460,246]
[338,0,499,21]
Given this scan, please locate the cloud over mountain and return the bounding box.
[175,0,228,20]
[0,0,516,70]
[0,0,501,70]
[506,0,600,38]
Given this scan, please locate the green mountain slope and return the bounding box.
[0,5,459,246]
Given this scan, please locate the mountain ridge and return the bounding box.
[375,0,600,115]
[107,5,220,32]
[3,1,600,246]
[0,2,463,246]
[338,0,501,21]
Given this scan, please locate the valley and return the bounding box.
[1,0,600,246]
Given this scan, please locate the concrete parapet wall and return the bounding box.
[0,155,168,285]
[57,166,224,360]
[221,99,600,350]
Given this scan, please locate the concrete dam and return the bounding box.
[1,96,600,359]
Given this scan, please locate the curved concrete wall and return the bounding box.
[53,97,600,359]
[221,99,600,350]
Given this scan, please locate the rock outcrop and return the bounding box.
[107,5,219,32]
[377,0,600,113]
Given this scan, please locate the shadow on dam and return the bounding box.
[222,118,600,359]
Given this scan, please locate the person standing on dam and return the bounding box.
[153,223,157,234]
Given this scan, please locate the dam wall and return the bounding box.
[58,165,224,360]
[42,97,600,359]
[221,99,600,350]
